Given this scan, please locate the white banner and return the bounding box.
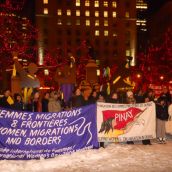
[97,102,156,142]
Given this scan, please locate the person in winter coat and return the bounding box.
[48,91,61,112]
[71,88,84,108]
[0,89,12,109]
[27,90,42,112]
[156,97,169,144]
[12,93,24,111]
[108,92,120,104]
[160,86,171,105]
[42,92,50,112]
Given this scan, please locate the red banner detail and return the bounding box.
[102,107,143,130]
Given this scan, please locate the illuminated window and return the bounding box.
[43,8,48,14]
[95,20,99,26]
[67,9,71,16]
[57,19,62,25]
[95,11,99,17]
[112,1,117,7]
[125,12,130,18]
[85,0,90,6]
[43,0,48,4]
[104,20,108,26]
[104,1,108,7]
[95,30,99,36]
[104,30,108,36]
[76,10,80,16]
[94,1,99,7]
[104,11,108,17]
[112,12,117,17]
[86,20,90,26]
[76,19,80,25]
[126,49,131,56]
[57,9,62,15]
[44,69,49,76]
[85,10,90,17]
[76,0,80,6]
[67,20,71,25]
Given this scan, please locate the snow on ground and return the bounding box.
[1,140,172,172]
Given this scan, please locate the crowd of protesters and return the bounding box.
[0,85,172,145]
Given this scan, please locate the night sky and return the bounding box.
[146,0,171,15]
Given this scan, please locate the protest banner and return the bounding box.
[0,104,98,160]
[97,102,156,142]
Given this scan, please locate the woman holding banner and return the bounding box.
[156,97,169,144]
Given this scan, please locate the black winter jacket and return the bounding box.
[156,104,169,120]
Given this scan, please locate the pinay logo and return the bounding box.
[102,107,144,130]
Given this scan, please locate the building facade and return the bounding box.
[136,0,148,52]
[35,0,136,66]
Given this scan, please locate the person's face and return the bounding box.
[54,94,58,100]
[98,95,104,102]
[34,92,40,99]
[4,90,11,97]
[92,91,97,98]
[45,93,50,99]
[145,97,150,103]
[112,93,118,99]
[75,89,81,96]
[148,91,153,96]
[17,95,22,102]
[138,90,143,95]
[160,100,165,106]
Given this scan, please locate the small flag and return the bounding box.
[7,96,14,105]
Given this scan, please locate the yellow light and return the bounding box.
[43,0,48,4]
[43,8,48,14]
[112,11,117,18]
[104,1,108,7]
[95,30,99,36]
[104,20,108,26]
[113,76,121,84]
[39,87,51,90]
[76,0,80,6]
[95,11,99,17]
[57,9,62,15]
[67,9,71,16]
[76,10,80,16]
[137,74,141,78]
[94,1,99,7]
[104,11,108,17]
[85,0,90,6]
[104,30,108,36]
[125,12,130,18]
[160,76,164,80]
[95,20,99,26]
[38,47,44,65]
[97,69,100,76]
[44,69,49,76]
[112,1,117,8]
[85,10,90,17]
[86,20,90,26]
